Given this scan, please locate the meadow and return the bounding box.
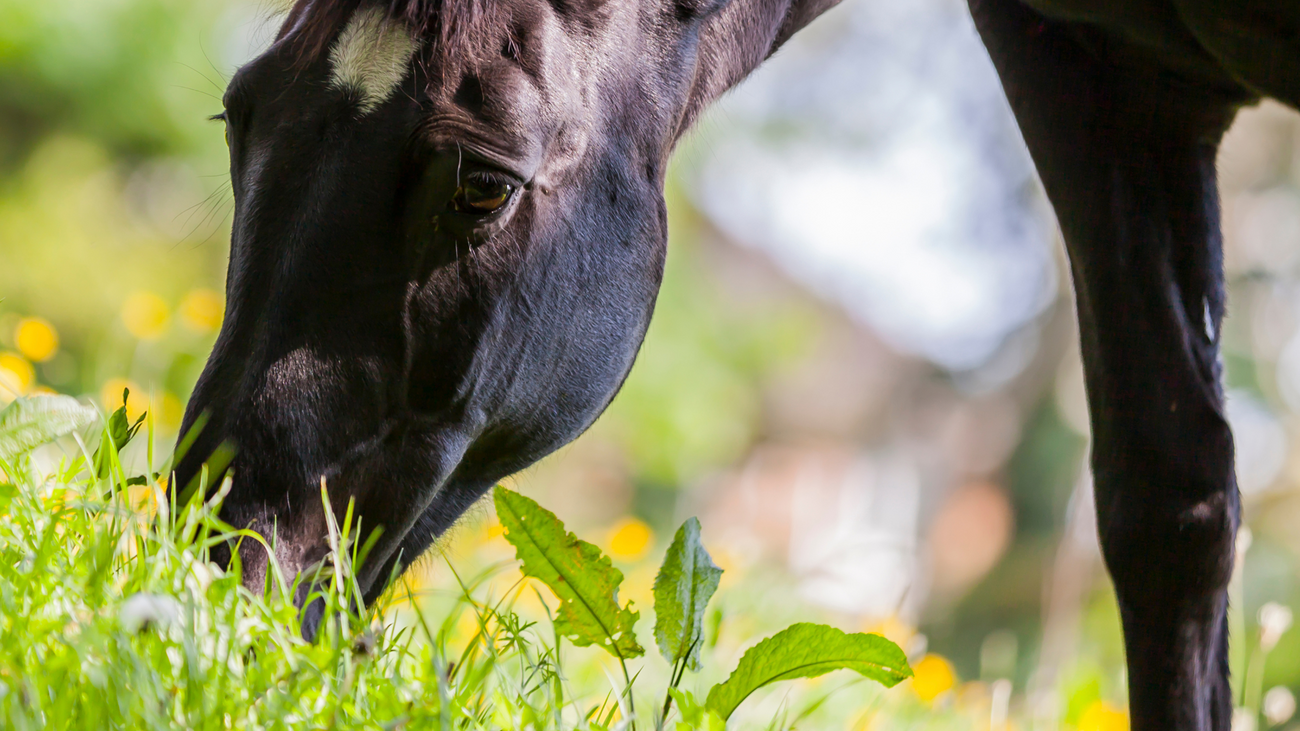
[0,393,923,729]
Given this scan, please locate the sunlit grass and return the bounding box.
[10,395,1257,731]
[0,403,951,730]
[0,407,597,729]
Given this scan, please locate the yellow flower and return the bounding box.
[127,482,157,516]
[159,391,185,430]
[864,616,915,647]
[452,608,484,647]
[1077,701,1128,731]
[99,378,147,421]
[178,289,224,333]
[386,561,440,608]
[121,291,170,340]
[0,352,35,402]
[607,517,653,561]
[910,654,957,703]
[710,546,746,583]
[14,317,59,362]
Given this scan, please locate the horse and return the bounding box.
[173,0,1299,726]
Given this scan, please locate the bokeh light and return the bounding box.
[99,378,147,421]
[0,352,35,402]
[179,289,223,334]
[159,391,184,430]
[1077,701,1129,731]
[607,517,654,562]
[14,317,58,362]
[120,291,170,340]
[910,654,957,703]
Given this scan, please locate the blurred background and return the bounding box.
[3,0,1300,727]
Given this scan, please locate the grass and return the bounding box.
[0,396,918,730]
[23,390,1277,731]
[0,396,609,729]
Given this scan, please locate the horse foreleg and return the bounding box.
[967,1,1253,728]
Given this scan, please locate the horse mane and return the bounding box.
[279,0,490,67]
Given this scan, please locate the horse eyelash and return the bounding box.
[208,112,228,123]
[463,170,518,187]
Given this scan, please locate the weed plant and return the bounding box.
[0,394,910,730]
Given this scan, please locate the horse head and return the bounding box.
[175,0,815,629]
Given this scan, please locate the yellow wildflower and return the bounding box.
[1078,701,1128,731]
[607,517,653,561]
[864,616,915,647]
[121,291,170,340]
[178,289,224,333]
[0,352,35,402]
[159,391,185,430]
[911,654,957,703]
[99,378,147,421]
[14,317,58,362]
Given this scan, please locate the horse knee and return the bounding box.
[1094,412,1239,606]
[1101,493,1236,612]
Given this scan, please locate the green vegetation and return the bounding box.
[0,394,910,729]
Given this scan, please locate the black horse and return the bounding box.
[175,0,1300,727]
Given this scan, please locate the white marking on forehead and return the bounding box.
[329,7,418,115]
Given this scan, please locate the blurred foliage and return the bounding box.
[0,0,231,164]
[0,0,233,430]
[603,193,818,488]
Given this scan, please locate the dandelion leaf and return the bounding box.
[705,623,912,720]
[0,394,98,462]
[653,517,722,670]
[494,487,643,659]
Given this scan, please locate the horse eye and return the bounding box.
[210,111,230,147]
[451,182,514,214]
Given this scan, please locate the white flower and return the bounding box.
[189,561,218,591]
[1264,687,1296,726]
[1233,708,1258,731]
[119,593,180,634]
[1259,602,1293,652]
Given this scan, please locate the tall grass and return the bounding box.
[0,398,912,730]
[0,400,608,729]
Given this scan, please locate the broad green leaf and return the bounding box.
[653,517,722,670]
[705,623,912,720]
[494,487,644,659]
[0,395,98,462]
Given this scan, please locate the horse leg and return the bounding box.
[967,1,1253,728]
